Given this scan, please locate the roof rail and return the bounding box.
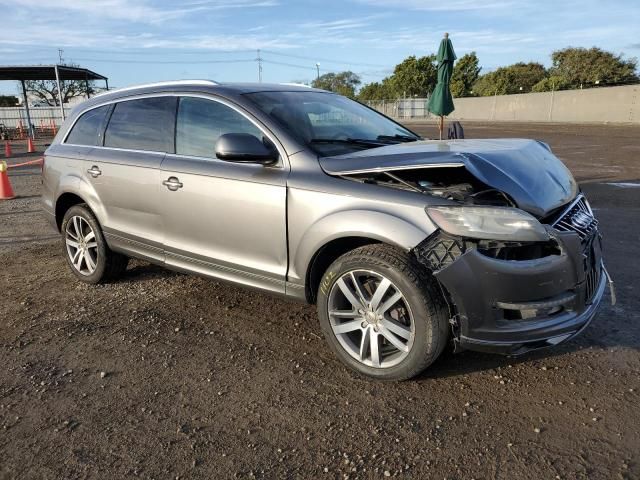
[280,82,312,88]
[96,79,219,96]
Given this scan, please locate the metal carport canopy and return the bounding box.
[0,65,109,136]
[0,65,107,82]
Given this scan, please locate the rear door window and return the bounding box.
[65,105,111,146]
[104,97,177,153]
[175,97,263,158]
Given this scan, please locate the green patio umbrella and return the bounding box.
[428,33,456,139]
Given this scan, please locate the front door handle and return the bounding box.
[162,176,183,191]
[87,166,102,178]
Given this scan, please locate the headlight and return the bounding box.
[426,206,549,242]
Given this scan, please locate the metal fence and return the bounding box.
[0,106,71,139]
[366,98,433,119]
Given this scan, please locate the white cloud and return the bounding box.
[301,18,375,31]
[353,0,514,11]
[0,0,278,24]
[0,23,297,51]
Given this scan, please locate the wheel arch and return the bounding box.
[54,174,107,232]
[297,210,431,304]
[55,192,89,231]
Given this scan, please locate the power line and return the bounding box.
[2,44,388,68]
[262,59,321,71]
[261,49,387,68]
[0,45,257,56]
[70,57,255,65]
[261,59,384,79]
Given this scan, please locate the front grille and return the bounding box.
[585,263,601,302]
[552,195,598,240]
[551,194,602,302]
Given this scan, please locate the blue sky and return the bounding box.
[0,0,638,95]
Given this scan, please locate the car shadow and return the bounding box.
[120,262,182,281]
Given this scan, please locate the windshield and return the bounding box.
[244,91,420,156]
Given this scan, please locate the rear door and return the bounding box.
[56,104,111,213]
[160,95,289,294]
[86,95,177,262]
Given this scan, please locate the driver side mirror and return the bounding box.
[215,133,278,165]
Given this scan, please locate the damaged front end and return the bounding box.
[414,195,611,355]
[320,139,612,355]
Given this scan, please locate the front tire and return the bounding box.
[317,244,449,381]
[61,204,128,284]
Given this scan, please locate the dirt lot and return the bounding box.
[1,122,639,479]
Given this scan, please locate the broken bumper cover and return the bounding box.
[428,231,607,355]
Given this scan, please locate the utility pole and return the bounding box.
[58,48,64,64]
[256,49,263,83]
[315,63,320,81]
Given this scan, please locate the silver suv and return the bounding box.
[42,80,611,380]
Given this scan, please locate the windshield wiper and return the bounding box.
[377,134,420,143]
[310,138,389,147]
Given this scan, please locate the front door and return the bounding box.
[160,95,288,294]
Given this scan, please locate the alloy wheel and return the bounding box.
[65,215,98,276]
[327,270,416,368]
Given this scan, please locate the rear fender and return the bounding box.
[56,173,108,228]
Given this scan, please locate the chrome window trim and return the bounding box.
[62,92,288,169]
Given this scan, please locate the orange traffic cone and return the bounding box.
[0,161,16,200]
[27,137,36,153]
[4,140,11,158]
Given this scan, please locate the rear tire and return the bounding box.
[317,244,449,381]
[61,204,128,284]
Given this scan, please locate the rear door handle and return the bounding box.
[87,166,102,178]
[162,176,183,191]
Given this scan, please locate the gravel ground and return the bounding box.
[1,122,639,479]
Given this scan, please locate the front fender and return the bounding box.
[290,209,433,284]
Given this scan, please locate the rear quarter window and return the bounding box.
[65,105,111,146]
[104,97,177,153]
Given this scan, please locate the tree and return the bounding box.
[388,55,437,98]
[311,71,361,98]
[450,52,481,97]
[0,95,19,107]
[531,75,570,92]
[358,54,441,101]
[357,79,394,101]
[549,47,638,87]
[473,62,547,96]
[24,65,95,106]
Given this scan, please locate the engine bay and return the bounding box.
[339,166,516,207]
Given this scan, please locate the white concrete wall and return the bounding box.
[448,85,639,124]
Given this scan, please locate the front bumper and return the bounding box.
[418,228,608,355]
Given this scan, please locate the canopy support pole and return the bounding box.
[54,64,65,121]
[439,115,444,140]
[85,72,90,99]
[20,80,35,139]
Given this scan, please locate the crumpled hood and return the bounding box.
[319,139,578,218]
